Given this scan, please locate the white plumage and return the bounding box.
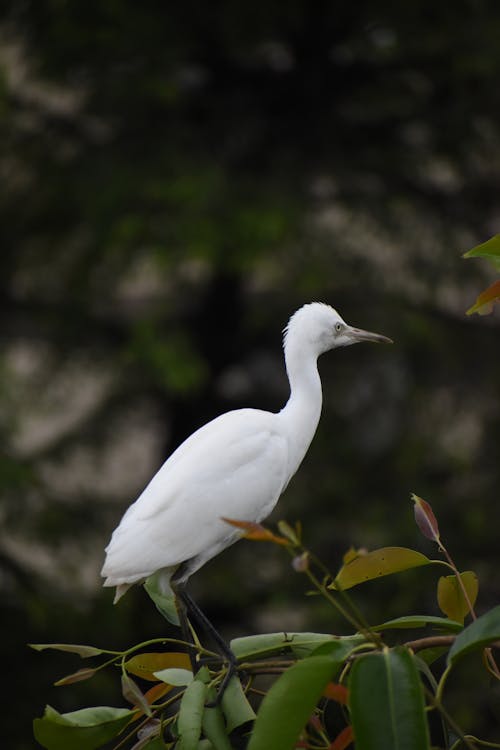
[102,302,391,602]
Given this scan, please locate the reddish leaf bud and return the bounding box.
[412,493,440,544]
[292,552,310,572]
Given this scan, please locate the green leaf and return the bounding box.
[29,643,105,658]
[463,234,500,270]
[247,645,345,750]
[437,572,478,623]
[177,679,207,750]
[33,705,133,750]
[202,687,233,750]
[230,631,358,660]
[143,575,180,626]
[372,615,462,633]
[349,648,430,750]
[331,547,432,590]
[448,605,500,665]
[153,667,194,686]
[220,676,255,732]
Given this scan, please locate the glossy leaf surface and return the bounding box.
[349,648,430,750]
[448,605,500,665]
[247,646,345,750]
[331,547,431,590]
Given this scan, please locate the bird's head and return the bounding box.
[284,302,392,355]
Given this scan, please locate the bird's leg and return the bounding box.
[172,582,238,703]
[171,580,200,675]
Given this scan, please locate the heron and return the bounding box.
[101,302,391,684]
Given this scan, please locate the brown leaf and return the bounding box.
[222,518,289,545]
[54,667,98,686]
[466,279,500,316]
[412,494,441,543]
[121,673,152,716]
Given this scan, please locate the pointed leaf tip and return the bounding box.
[465,279,500,316]
[29,643,104,658]
[54,667,98,686]
[463,234,500,267]
[412,494,441,544]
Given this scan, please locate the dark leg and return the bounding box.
[172,582,199,674]
[171,580,238,702]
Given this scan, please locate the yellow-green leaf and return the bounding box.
[463,234,500,270]
[331,547,431,591]
[124,652,191,681]
[437,572,478,624]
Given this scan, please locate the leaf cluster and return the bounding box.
[32,496,500,750]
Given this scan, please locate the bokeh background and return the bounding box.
[2,2,500,747]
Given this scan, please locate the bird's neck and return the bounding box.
[279,339,323,476]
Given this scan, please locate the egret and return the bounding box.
[101,302,391,681]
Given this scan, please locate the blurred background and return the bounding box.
[1,1,500,747]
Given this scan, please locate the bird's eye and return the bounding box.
[335,322,343,333]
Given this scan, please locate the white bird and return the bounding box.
[102,302,391,607]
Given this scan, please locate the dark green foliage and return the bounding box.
[31,512,500,749]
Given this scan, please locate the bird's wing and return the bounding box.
[101,409,289,585]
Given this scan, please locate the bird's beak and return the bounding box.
[346,326,393,345]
